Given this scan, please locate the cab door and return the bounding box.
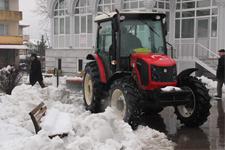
[97,21,114,79]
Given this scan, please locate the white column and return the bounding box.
[216,0,225,49]
[50,18,54,48]
[47,0,54,48]
[168,0,176,46]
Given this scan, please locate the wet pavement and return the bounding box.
[141,99,225,150]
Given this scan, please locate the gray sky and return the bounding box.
[19,0,49,42]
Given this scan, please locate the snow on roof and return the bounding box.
[94,12,117,22]
[94,11,165,22]
[0,45,28,50]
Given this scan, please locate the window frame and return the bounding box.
[97,21,112,53]
[73,0,93,35]
[53,0,69,36]
[122,0,145,10]
[0,0,9,10]
[0,24,8,35]
[175,0,218,39]
[98,0,116,12]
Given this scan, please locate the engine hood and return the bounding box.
[131,53,176,67]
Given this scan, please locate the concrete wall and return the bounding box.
[45,48,93,75]
[176,60,195,74]
[8,21,19,35]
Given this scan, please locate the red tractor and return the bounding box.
[83,10,211,128]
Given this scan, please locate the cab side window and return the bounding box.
[98,21,112,52]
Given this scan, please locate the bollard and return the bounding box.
[57,69,59,87]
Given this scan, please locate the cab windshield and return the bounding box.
[120,19,165,57]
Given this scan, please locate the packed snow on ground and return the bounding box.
[0,77,174,150]
[199,76,218,89]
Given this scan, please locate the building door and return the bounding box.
[196,18,210,59]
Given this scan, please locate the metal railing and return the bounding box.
[175,42,219,75]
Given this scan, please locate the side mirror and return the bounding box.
[166,42,174,58]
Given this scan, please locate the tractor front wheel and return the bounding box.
[175,76,211,127]
[110,77,141,129]
[83,61,104,113]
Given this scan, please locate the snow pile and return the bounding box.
[68,108,174,150]
[41,108,72,135]
[66,76,83,81]
[198,76,218,89]
[0,65,22,94]
[0,65,14,73]
[0,82,174,150]
[198,76,225,97]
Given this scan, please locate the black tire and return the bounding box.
[110,77,141,129]
[143,106,163,115]
[175,76,211,127]
[83,61,104,113]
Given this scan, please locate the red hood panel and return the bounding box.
[131,53,176,66]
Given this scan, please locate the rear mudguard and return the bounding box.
[86,54,107,83]
[177,68,198,84]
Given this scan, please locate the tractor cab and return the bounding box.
[94,12,170,81]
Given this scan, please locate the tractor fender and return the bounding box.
[108,71,131,87]
[86,54,95,60]
[177,68,198,83]
[86,54,107,83]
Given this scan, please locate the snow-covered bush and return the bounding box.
[0,65,22,94]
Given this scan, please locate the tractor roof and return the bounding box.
[94,11,165,22]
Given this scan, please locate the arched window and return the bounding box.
[53,0,70,48]
[53,0,69,35]
[98,0,116,12]
[73,0,93,48]
[122,0,145,10]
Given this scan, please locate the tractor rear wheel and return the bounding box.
[175,76,211,127]
[83,61,104,113]
[110,77,141,129]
